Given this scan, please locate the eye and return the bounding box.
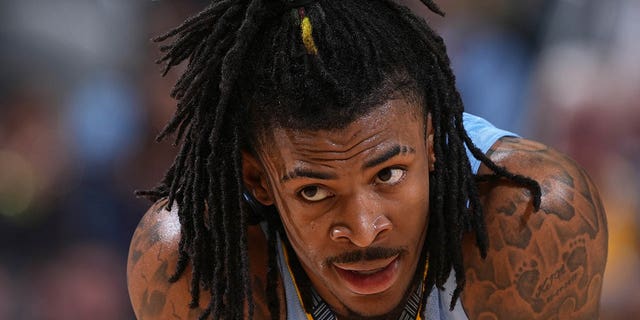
[375,167,406,185]
[299,186,333,202]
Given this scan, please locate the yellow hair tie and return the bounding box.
[300,16,318,55]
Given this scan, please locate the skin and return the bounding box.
[243,99,433,317]
[126,201,277,319]
[127,99,608,319]
[460,137,608,320]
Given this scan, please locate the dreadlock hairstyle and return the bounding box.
[138,0,542,318]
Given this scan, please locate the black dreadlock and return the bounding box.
[137,0,542,319]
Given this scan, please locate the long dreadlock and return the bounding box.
[137,0,542,319]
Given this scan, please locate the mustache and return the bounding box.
[325,247,406,265]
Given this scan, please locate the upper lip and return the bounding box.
[332,255,399,272]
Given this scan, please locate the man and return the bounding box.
[127,0,608,319]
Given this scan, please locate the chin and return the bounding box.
[339,304,406,320]
[335,281,415,319]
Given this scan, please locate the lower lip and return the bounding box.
[334,257,400,295]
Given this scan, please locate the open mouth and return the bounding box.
[333,255,400,295]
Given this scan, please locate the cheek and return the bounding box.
[274,198,329,265]
[283,221,329,272]
[391,171,430,234]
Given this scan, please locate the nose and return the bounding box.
[329,193,392,247]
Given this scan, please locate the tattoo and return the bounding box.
[134,248,173,318]
[461,138,607,319]
[128,210,167,273]
[129,203,205,319]
[129,205,276,319]
[148,290,168,316]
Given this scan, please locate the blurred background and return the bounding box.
[0,0,637,319]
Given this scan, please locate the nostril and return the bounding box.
[372,215,392,232]
[330,225,350,241]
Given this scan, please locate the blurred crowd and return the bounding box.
[0,0,637,319]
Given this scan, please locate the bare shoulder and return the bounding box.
[126,200,211,319]
[127,200,277,319]
[461,137,608,319]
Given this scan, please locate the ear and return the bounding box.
[426,114,435,172]
[241,151,274,206]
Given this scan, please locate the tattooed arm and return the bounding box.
[126,200,211,319]
[461,137,608,320]
[126,200,275,319]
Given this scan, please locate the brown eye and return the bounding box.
[375,167,405,184]
[299,186,332,202]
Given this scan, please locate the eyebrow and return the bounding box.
[281,168,338,183]
[362,144,414,169]
[280,144,414,182]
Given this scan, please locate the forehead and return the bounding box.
[256,98,424,164]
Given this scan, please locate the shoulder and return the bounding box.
[126,200,276,319]
[127,200,211,319]
[460,137,608,319]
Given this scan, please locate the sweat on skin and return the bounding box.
[242,98,434,317]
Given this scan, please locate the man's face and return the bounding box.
[243,98,434,317]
